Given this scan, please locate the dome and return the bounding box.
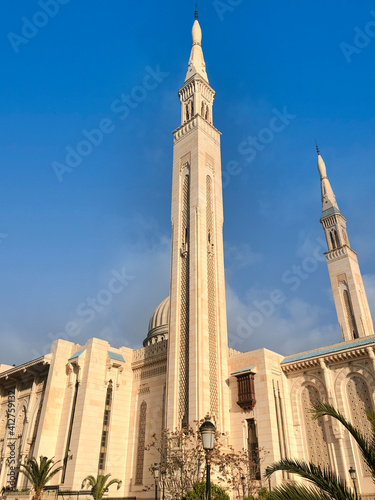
[143,297,170,347]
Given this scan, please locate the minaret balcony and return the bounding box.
[325,245,357,261]
[173,114,221,144]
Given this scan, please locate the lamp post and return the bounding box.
[349,466,359,500]
[265,467,272,492]
[152,464,159,500]
[161,469,166,500]
[199,416,216,500]
[240,476,246,499]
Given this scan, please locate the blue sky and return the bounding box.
[1,1,375,365]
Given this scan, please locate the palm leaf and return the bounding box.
[269,481,333,500]
[265,459,355,500]
[312,401,375,476]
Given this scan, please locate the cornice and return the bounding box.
[282,342,375,373]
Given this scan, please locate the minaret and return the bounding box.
[317,145,374,341]
[166,13,230,432]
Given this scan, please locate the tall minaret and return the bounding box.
[166,12,230,433]
[317,145,374,341]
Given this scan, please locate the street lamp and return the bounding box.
[240,476,246,499]
[349,466,358,500]
[265,467,272,492]
[199,416,216,500]
[161,469,166,500]
[152,464,159,500]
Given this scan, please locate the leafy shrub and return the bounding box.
[181,482,230,500]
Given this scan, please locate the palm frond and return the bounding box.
[18,456,63,497]
[105,479,121,490]
[266,459,355,500]
[312,401,375,475]
[81,473,121,500]
[269,481,332,500]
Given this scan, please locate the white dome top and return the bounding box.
[148,296,170,333]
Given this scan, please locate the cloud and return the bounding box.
[226,283,341,356]
[224,243,262,270]
[1,215,171,366]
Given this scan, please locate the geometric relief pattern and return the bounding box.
[347,376,373,476]
[302,385,330,469]
[15,407,27,463]
[206,175,218,416]
[179,174,190,427]
[0,414,6,474]
[135,401,147,485]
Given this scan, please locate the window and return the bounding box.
[98,382,113,474]
[98,453,105,470]
[236,372,256,411]
[101,431,107,447]
[247,419,260,480]
[330,231,336,250]
[343,289,358,339]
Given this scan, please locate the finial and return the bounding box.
[195,4,198,20]
[315,139,320,155]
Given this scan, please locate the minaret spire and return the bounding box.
[317,146,374,342]
[316,146,339,213]
[185,12,209,83]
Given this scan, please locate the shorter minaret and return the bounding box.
[317,145,374,341]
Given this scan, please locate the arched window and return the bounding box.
[186,104,190,121]
[347,376,373,475]
[343,290,358,339]
[301,385,330,469]
[330,231,336,250]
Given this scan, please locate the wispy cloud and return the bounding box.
[226,284,340,356]
[224,243,262,270]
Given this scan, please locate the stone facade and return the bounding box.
[1,15,375,500]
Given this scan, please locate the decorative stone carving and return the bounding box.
[135,401,147,485]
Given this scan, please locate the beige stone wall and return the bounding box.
[126,341,166,498]
[284,349,375,497]
[228,348,289,489]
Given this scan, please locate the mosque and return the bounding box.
[1,13,375,500]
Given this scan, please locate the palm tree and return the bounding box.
[81,474,122,500]
[265,400,375,499]
[18,456,63,500]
